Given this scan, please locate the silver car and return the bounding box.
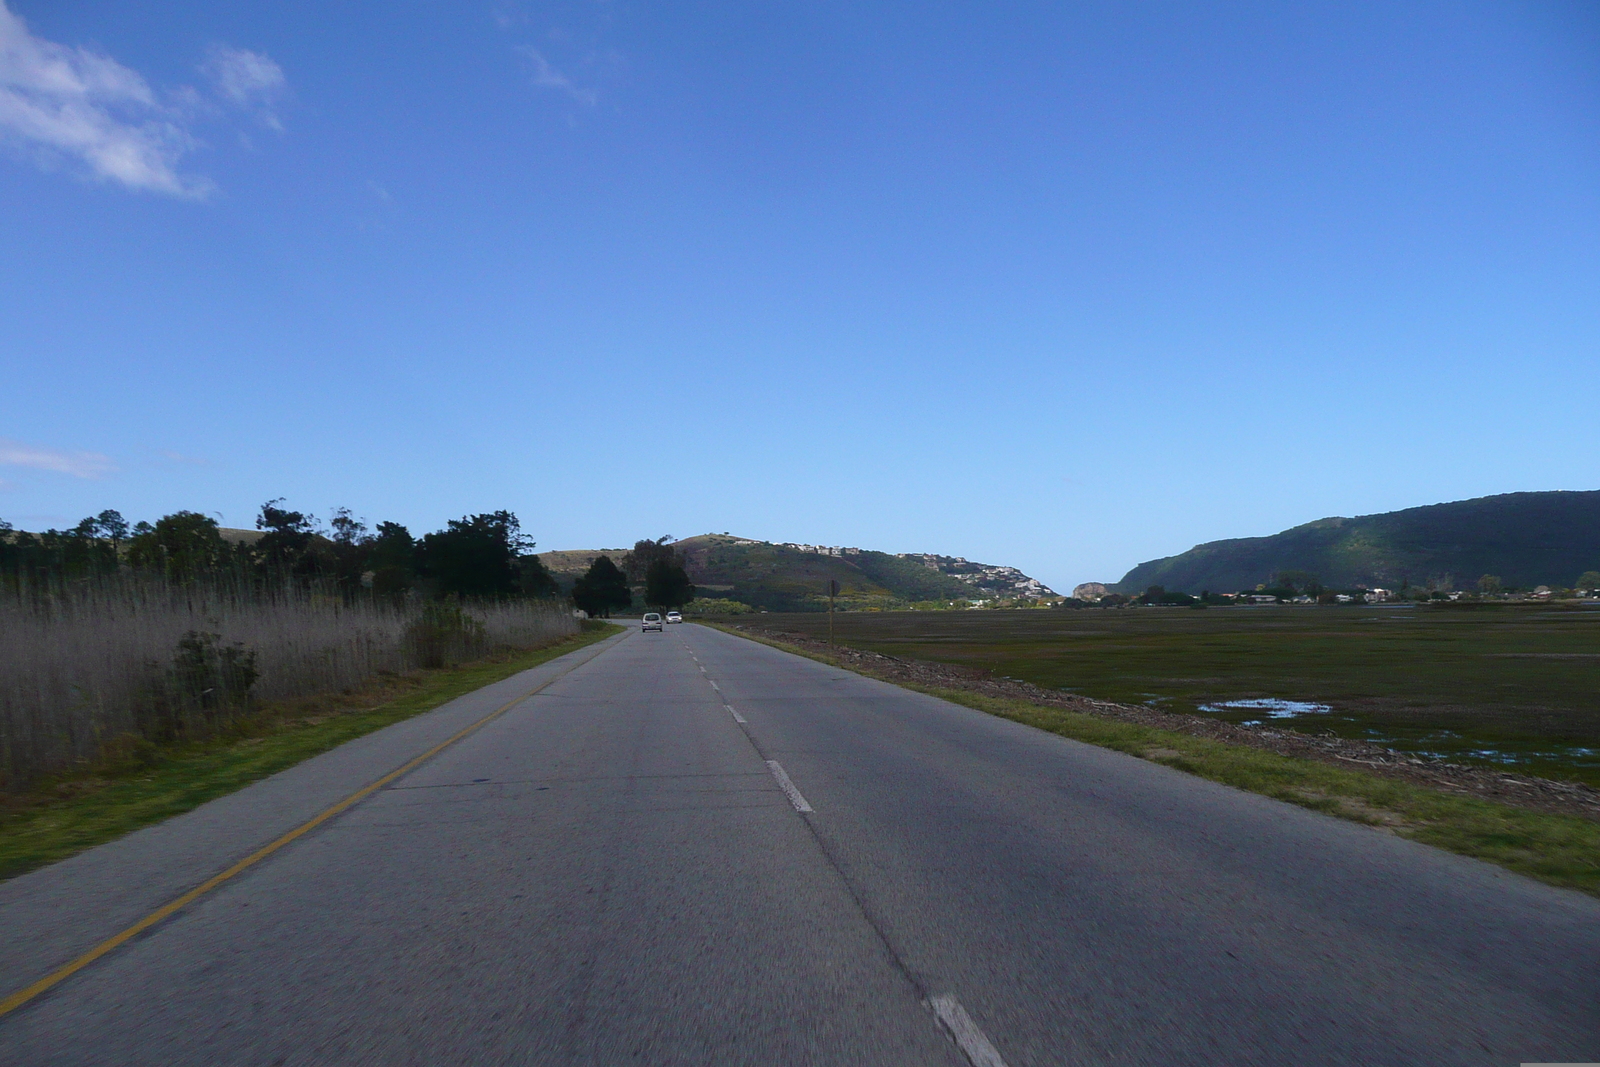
[642,612,664,632]
[665,611,683,624]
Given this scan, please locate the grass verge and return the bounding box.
[712,624,1600,897]
[0,622,620,882]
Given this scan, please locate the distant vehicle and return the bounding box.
[665,611,682,624]
[642,612,664,632]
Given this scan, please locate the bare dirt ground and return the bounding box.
[730,623,1600,824]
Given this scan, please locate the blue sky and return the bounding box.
[2,1,1596,592]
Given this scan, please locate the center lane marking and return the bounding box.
[929,996,1011,1067]
[764,760,814,813]
[726,705,747,724]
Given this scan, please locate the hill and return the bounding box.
[540,534,1056,611]
[1112,491,1600,594]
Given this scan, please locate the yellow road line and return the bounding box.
[0,640,612,1018]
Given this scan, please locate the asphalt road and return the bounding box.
[3,623,1597,1065]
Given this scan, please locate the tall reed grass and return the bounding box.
[0,574,577,792]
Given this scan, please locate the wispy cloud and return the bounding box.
[0,2,204,195]
[492,3,532,31]
[200,44,286,129]
[518,47,597,106]
[0,438,116,478]
[0,3,287,196]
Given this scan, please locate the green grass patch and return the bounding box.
[712,624,1600,897]
[0,623,619,882]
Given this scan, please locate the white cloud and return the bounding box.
[201,45,285,128]
[519,47,597,106]
[0,4,288,196]
[0,438,116,478]
[0,2,206,195]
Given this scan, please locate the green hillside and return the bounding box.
[1114,491,1600,594]
[540,534,1055,611]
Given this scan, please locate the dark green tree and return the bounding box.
[416,511,526,597]
[571,555,631,617]
[645,557,695,609]
[71,509,129,562]
[367,521,416,597]
[1274,570,1321,594]
[0,518,17,582]
[255,499,322,579]
[518,553,560,599]
[623,537,678,582]
[95,509,131,547]
[327,507,372,595]
[126,512,231,580]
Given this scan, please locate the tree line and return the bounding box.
[0,501,557,601]
[1,506,700,612]
[569,537,695,616]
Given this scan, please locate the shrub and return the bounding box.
[405,602,488,669]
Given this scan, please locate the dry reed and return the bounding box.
[0,575,577,792]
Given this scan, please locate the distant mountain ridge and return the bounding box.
[541,534,1056,610]
[1113,491,1600,594]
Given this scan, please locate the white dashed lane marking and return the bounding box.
[929,996,1010,1067]
[727,706,747,724]
[764,760,813,813]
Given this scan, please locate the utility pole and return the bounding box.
[829,579,839,647]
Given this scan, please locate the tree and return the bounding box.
[73,509,129,550]
[367,521,416,597]
[255,499,321,579]
[571,555,632,617]
[328,507,372,595]
[1577,571,1600,593]
[518,553,559,599]
[329,507,366,547]
[48,514,118,575]
[416,511,527,598]
[1477,574,1502,595]
[127,512,231,580]
[645,556,695,609]
[623,537,678,581]
[1274,570,1322,596]
[97,509,131,546]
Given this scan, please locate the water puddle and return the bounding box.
[1197,698,1331,719]
[1187,699,1600,784]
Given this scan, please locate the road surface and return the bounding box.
[2,623,1596,1065]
